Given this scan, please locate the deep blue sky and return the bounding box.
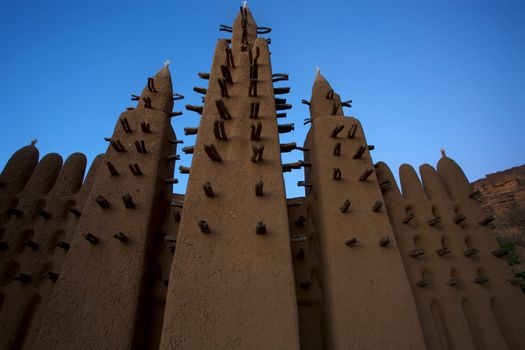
[1,0,524,198]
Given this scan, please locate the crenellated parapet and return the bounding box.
[376,157,525,350]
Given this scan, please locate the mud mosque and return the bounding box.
[0,5,523,350]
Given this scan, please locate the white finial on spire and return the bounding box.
[440,148,446,158]
[30,138,38,146]
[243,1,247,8]
[315,67,321,75]
[163,60,171,67]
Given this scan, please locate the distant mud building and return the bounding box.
[0,6,523,350]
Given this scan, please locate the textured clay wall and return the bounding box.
[0,147,102,350]
[376,159,525,350]
[34,66,178,349]
[159,7,300,350]
[301,74,426,349]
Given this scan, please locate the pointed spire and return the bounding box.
[136,64,174,115]
[231,3,258,52]
[309,72,343,119]
[0,144,39,193]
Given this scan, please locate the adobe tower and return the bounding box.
[0,5,523,350]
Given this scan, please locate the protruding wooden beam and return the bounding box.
[353,145,367,159]
[225,47,235,68]
[147,77,157,93]
[184,127,199,136]
[347,124,358,138]
[453,214,466,224]
[330,125,344,138]
[379,237,392,247]
[249,102,260,119]
[203,144,223,162]
[402,213,415,224]
[113,232,129,243]
[129,163,143,176]
[193,87,207,95]
[372,201,383,212]
[134,140,147,153]
[202,182,214,198]
[339,200,351,213]
[122,194,135,209]
[120,118,132,133]
[479,215,494,226]
[185,105,203,114]
[218,79,230,98]
[276,103,292,110]
[255,181,264,196]
[213,120,228,140]
[250,121,262,141]
[95,195,110,209]
[215,100,232,120]
[182,146,194,154]
[274,87,290,94]
[220,65,233,84]
[83,233,100,245]
[36,208,52,220]
[278,124,294,133]
[199,220,211,233]
[345,238,358,247]
[280,142,296,153]
[256,221,267,235]
[140,122,151,133]
[251,145,264,163]
[170,111,183,118]
[272,73,289,82]
[111,140,126,153]
[57,240,70,251]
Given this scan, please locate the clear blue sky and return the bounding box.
[1,0,524,198]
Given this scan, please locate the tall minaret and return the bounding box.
[301,73,426,349]
[159,6,300,349]
[35,65,179,349]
